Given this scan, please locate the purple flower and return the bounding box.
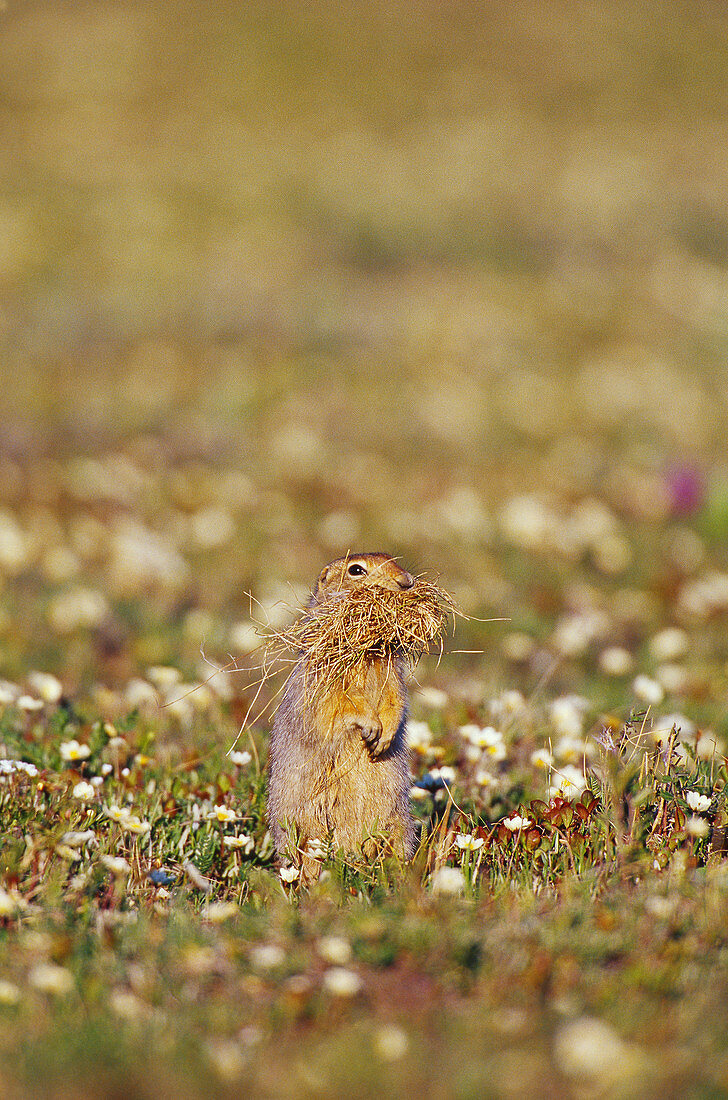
[666,465,705,516]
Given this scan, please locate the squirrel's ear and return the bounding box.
[312,565,330,599]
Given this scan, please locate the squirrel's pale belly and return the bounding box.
[273,729,407,849]
[267,656,415,861]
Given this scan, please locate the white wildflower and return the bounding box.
[223,834,255,854]
[189,506,235,550]
[649,627,689,663]
[322,967,362,997]
[27,671,63,704]
[16,695,44,712]
[685,790,711,814]
[0,885,18,917]
[530,748,553,770]
[455,833,485,851]
[406,720,433,753]
[503,815,532,832]
[72,781,95,801]
[460,725,506,760]
[552,611,609,657]
[0,979,20,1005]
[229,750,252,767]
[489,690,527,722]
[250,944,285,970]
[418,686,449,709]
[0,682,20,707]
[110,520,188,593]
[0,759,38,778]
[29,963,74,996]
[48,587,109,633]
[550,696,588,738]
[101,855,131,876]
[499,494,551,550]
[428,766,456,785]
[598,647,633,676]
[554,1016,629,1080]
[655,664,688,694]
[228,621,261,654]
[279,866,300,883]
[632,675,664,706]
[431,866,465,896]
[211,805,237,823]
[205,1039,246,1082]
[548,765,588,800]
[146,665,182,692]
[202,901,239,923]
[317,936,352,965]
[554,735,588,764]
[374,1024,409,1061]
[500,632,536,662]
[103,804,150,835]
[0,510,27,574]
[109,989,146,1020]
[124,679,159,710]
[59,740,91,762]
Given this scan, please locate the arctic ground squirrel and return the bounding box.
[267,553,427,878]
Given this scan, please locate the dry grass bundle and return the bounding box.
[266,577,457,705]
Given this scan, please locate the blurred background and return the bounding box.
[1,0,728,704]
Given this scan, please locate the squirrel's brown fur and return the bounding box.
[267,553,417,877]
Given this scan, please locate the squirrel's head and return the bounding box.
[311,553,415,604]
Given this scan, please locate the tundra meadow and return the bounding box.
[2,3,728,1097]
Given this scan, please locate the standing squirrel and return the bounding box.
[267,553,417,876]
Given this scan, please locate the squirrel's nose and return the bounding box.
[398,571,415,589]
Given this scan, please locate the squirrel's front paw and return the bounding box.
[346,715,389,756]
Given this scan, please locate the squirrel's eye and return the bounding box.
[347,563,367,577]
